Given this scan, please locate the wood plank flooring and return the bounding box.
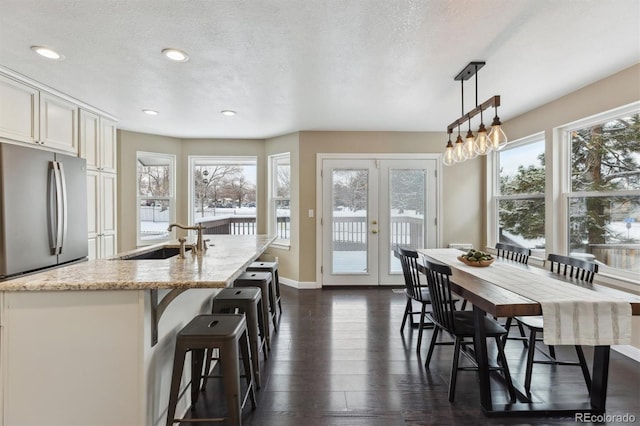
[186,286,640,425]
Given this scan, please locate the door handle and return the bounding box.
[372,220,378,225]
[371,229,378,234]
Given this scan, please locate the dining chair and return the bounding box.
[420,259,516,403]
[495,243,532,346]
[515,253,597,394]
[395,246,433,355]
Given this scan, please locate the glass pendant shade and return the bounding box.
[488,115,508,150]
[442,139,455,166]
[452,134,465,163]
[474,123,490,155]
[463,129,477,159]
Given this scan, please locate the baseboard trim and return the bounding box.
[612,345,640,362]
[280,277,319,289]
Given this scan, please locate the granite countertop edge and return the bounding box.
[0,234,276,292]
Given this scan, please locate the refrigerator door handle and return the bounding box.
[58,161,68,253]
[51,161,64,255]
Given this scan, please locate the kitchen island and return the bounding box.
[0,234,275,426]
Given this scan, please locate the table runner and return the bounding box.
[420,249,631,346]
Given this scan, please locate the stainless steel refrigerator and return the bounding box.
[0,142,88,280]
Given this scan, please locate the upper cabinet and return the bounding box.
[0,74,39,144]
[0,74,79,154]
[80,109,117,172]
[39,92,78,154]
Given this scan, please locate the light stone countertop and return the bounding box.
[0,234,276,291]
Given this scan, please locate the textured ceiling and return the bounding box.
[0,0,638,139]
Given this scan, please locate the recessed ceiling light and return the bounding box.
[161,48,189,62]
[31,46,64,60]
[221,110,236,116]
[142,109,159,116]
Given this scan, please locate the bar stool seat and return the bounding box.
[210,287,268,389]
[166,314,256,426]
[246,261,282,315]
[234,271,278,334]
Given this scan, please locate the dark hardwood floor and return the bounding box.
[187,286,640,425]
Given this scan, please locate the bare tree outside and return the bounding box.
[194,165,241,217]
[190,159,258,234]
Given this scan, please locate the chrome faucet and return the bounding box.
[168,223,207,255]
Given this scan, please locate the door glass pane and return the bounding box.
[332,169,368,274]
[389,169,425,273]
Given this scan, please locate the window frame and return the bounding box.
[487,132,546,254]
[558,102,640,281]
[268,152,291,247]
[136,151,176,246]
[187,155,258,228]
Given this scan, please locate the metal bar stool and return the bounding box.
[234,271,278,334]
[246,261,282,315]
[166,314,256,426]
[208,288,268,389]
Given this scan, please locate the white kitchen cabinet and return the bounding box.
[39,91,78,154]
[80,109,117,173]
[87,170,117,260]
[0,74,39,144]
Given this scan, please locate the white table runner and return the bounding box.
[421,249,632,346]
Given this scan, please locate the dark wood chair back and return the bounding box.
[396,247,428,302]
[546,253,598,283]
[495,242,531,264]
[419,259,457,334]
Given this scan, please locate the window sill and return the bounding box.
[269,242,290,251]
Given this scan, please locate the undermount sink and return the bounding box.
[120,246,191,260]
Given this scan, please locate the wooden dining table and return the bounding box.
[418,248,640,417]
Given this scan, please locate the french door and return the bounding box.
[321,157,438,286]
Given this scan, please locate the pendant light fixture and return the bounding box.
[443,136,455,166]
[442,61,508,165]
[452,127,465,163]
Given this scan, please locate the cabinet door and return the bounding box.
[86,170,100,260]
[40,92,78,154]
[101,118,117,173]
[100,173,118,257]
[80,109,100,169]
[0,75,39,144]
[101,234,117,259]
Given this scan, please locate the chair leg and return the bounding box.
[166,346,187,426]
[190,348,205,406]
[517,322,528,348]
[424,326,440,369]
[416,303,427,355]
[502,317,513,347]
[524,329,537,393]
[448,337,462,402]
[400,297,411,334]
[495,336,516,403]
[201,348,213,391]
[575,345,592,393]
[240,330,257,409]
[549,344,557,360]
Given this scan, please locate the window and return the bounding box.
[269,153,291,244]
[136,152,175,245]
[564,109,640,275]
[188,156,257,234]
[493,134,546,253]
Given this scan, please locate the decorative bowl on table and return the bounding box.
[457,249,495,267]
